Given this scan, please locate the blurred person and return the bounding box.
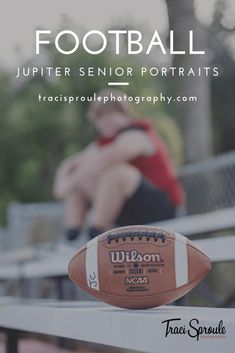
[53,89,184,241]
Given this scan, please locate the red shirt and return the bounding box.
[97,120,184,206]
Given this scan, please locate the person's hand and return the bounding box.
[53,143,100,199]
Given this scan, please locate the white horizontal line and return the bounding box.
[108,82,129,86]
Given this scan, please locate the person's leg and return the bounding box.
[64,190,88,241]
[89,164,141,237]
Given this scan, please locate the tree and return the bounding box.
[166,0,213,162]
[210,0,235,153]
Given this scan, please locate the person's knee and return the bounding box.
[100,163,141,196]
[64,188,86,205]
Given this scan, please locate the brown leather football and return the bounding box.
[68,225,211,309]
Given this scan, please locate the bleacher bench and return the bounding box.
[0,299,234,353]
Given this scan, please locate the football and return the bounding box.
[68,225,211,309]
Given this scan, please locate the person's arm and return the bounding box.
[97,129,156,165]
[72,130,156,185]
[53,142,98,198]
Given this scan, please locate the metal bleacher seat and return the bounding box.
[178,151,235,215]
[0,298,234,353]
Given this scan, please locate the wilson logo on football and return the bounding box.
[110,250,162,264]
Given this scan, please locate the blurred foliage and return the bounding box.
[210,0,235,153]
[153,114,184,166]
[0,31,182,225]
